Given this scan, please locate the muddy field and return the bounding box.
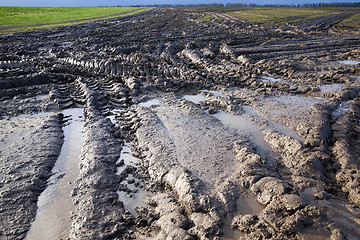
[1,7,360,240]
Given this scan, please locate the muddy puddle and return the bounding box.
[26,108,83,240]
[221,222,243,240]
[261,76,282,82]
[338,60,360,65]
[276,95,327,109]
[182,91,281,167]
[106,109,153,217]
[10,111,60,120]
[221,193,263,239]
[331,102,352,118]
[236,194,264,215]
[116,141,153,216]
[300,229,331,240]
[213,109,275,159]
[138,98,162,107]
[319,83,348,93]
[183,94,208,104]
[202,89,225,97]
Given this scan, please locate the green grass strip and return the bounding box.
[0,7,152,34]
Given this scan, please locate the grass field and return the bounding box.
[192,7,360,30]
[335,12,360,30]
[197,14,212,22]
[0,7,151,34]
[227,7,338,23]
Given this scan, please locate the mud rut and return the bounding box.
[1,7,360,240]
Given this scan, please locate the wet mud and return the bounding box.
[26,108,83,240]
[1,7,360,240]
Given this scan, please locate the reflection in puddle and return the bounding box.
[332,102,352,118]
[261,76,282,82]
[221,193,263,240]
[105,108,153,216]
[221,221,244,240]
[236,194,263,215]
[116,142,153,216]
[138,98,161,107]
[213,110,279,166]
[202,89,225,98]
[301,228,331,240]
[214,110,256,133]
[319,83,348,93]
[10,111,59,120]
[338,60,360,65]
[183,94,208,104]
[26,108,83,240]
[117,188,151,217]
[116,143,139,174]
[324,198,360,240]
[183,89,225,103]
[277,95,327,110]
[183,91,281,167]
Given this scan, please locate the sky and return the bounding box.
[0,0,358,7]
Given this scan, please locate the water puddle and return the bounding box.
[338,60,360,65]
[116,142,152,216]
[221,193,262,240]
[236,194,264,215]
[182,91,281,167]
[10,111,59,120]
[261,76,282,82]
[264,118,303,143]
[300,228,331,240]
[182,89,225,104]
[220,221,244,240]
[138,98,162,107]
[183,94,208,104]
[213,109,279,166]
[325,199,360,240]
[116,143,139,174]
[183,91,301,143]
[26,108,83,240]
[319,83,348,93]
[331,102,352,119]
[105,107,154,216]
[276,95,327,110]
[105,107,153,216]
[202,89,225,98]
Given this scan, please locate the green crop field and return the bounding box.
[335,12,360,30]
[0,7,152,34]
[226,7,338,23]
[191,7,360,30]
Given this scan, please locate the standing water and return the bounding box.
[338,60,360,65]
[116,142,153,216]
[106,110,153,217]
[182,92,282,167]
[26,108,84,240]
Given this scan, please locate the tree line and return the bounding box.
[128,2,360,8]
